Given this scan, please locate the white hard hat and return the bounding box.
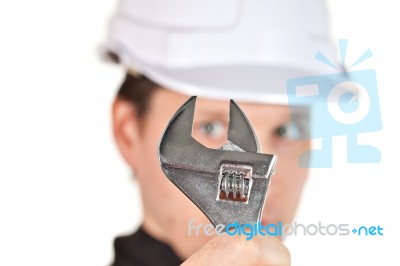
[102,0,339,104]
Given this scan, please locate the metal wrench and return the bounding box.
[158,96,277,228]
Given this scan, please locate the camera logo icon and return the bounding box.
[286,40,382,168]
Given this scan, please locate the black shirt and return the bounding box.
[111,226,183,266]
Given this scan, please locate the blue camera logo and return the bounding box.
[286,40,382,168]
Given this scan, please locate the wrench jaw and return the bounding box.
[222,100,260,153]
[158,96,277,230]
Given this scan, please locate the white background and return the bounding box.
[0,1,399,265]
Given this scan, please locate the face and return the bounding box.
[113,88,310,259]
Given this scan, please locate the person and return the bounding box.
[102,0,337,265]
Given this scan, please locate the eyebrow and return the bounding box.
[289,106,310,119]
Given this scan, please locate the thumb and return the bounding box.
[182,233,291,266]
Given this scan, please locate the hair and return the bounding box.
[107,50,160,118]
[116,72,160,118]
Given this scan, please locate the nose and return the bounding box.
[256,130,274,155]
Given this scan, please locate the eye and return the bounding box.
[199,121,225,138]
[274,122,301,140]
